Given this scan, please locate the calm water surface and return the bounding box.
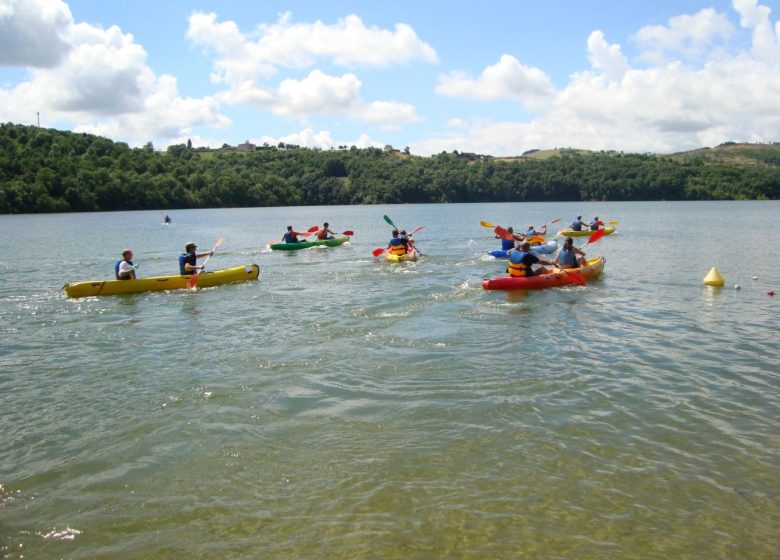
[1,201,779,559]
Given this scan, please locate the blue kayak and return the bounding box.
[488,240,558,259]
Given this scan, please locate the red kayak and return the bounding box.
[482,257,606,290]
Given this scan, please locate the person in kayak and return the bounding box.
[115,249,137,280]
[570,215,586,231]
[496,226,524,251]
[524,225,547,245]
[507,242,553,277]
[282,226,304,243]
[387,229,408,256]
[179,242,214,275]
[554,237,587,269]
[316,223,336,240]
[164,214,172,224]
[589,217,604,231]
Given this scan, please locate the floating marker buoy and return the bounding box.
[703,267,725,287]
[752,276,758,280]
[734,284,741,290]
[769,291,775,296]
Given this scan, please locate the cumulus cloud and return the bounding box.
[0,0,229,146]
[188,11,431,125]
[0,0,72,67]
[419,1,780,156]
[436,55,555,109]
[635,8,734,63]
[253,128,381,151]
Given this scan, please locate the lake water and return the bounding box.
[1,201,778,559]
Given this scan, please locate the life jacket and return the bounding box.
[115,259,134,280]
[507,250,532,277]
[317,229,328,240]
[589,220,602,231]
[557,247,577,268]
[179,253,195,275]
[283,231,298,243]
[570,220,582,231]
[501,238,515,251]
[389,237,407,255]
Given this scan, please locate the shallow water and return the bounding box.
[1,201,779,559]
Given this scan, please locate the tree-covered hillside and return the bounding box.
[1,123,778,213]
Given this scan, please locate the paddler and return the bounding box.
[495,226,524,251]
[115,249,137,280]
[554,237,586,269]
[179,242,213,275]
[316,222,336,240]
[569,215,586,231]
[589,216,604,231]
[387,229,407,256]
[507,241,553,277]
[524,224,547,245]
[282,226,304,243]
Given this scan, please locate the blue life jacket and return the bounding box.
[179,253,195,275]
[570,220,582,231]
[501,238,515,250]
[557,247,577,267]
[507,250,538,277]
[283,231,296,243]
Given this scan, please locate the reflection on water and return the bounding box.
[0,201,779,559]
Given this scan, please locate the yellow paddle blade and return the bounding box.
[479,221,495,228]
[609,220,618,225]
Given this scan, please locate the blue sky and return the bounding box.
[2,0,779,155]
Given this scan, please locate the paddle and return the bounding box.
[383,215,396,228]
[372,225,422,257]
[494,226,515,241]
[372,247,385,257]
[480,220,495,228]
[188,238,223,288]
[340,230,354,236]
[609,220,618,225]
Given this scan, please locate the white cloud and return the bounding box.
[0,2,229,146]
[635,8,734,64]
[187,11,437,87]
[0,0,72,67]
[436,55,555,109]
[587,31,629,82]
[253,128,382,150]
[417,2,780,157]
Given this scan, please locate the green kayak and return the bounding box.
[270,236,349,251]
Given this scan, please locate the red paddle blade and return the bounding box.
[341,230,354,236]
[307,226,319,232]
[372,247,385,257]
[586,229,606,245]
[494,226,514,241]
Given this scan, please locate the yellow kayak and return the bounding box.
[559,225,616,237]
[64,264,260,297]
[385,250,419,263]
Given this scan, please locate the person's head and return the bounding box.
[507,226,513,233]
[323,222,329,228]
[287,225,293,231]
[185,242,197,253]
[520,241,531,252]
[576,215,581,220]
[122,249,133,260]
[564,237,574,248]
[400,229,407,235]
[528,225,533,231]
[594,216,599,220]
[392,229,399,237]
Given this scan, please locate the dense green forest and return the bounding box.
[1,122,778,213]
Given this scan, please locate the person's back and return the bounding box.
[283,226,299,243]
[571,216,583,231]
[556,246,578,268]
[507,248,536,277]
[388,229,406,255]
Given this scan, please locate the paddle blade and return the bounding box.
[383,215,396,228]
[408,225,425,236]
[307,226,319,232]
[585,229,606,245]
[341,230,354,236]
[372,247,385,257]
[609,220,619,225]
[547,218,561,226]
[479,221,495,228]
[494,226,514,241]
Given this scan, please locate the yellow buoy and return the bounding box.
[703,266,724,287]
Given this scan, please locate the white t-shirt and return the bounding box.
[118,260,135,278]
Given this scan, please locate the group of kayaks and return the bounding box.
[480,217,615,291]
[63,215,615,297]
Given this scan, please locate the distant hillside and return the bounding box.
[0,123,778,213]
